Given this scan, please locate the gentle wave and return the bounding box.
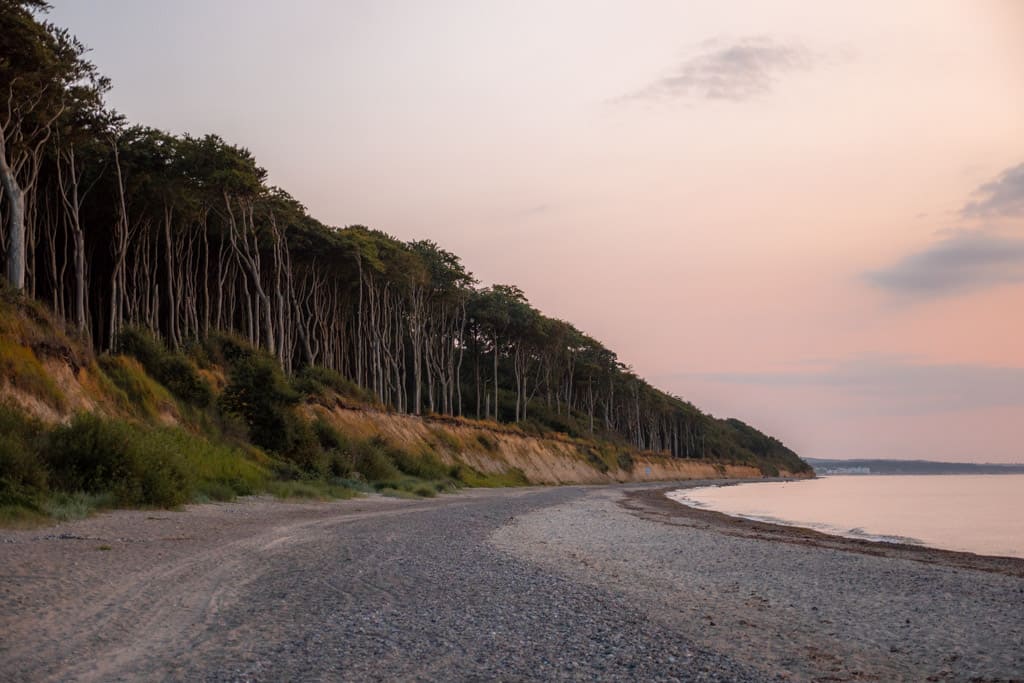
[667,475,1024,559]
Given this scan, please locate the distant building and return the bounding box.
[818,466,871,475]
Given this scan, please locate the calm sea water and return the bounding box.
[668,474,1024,559]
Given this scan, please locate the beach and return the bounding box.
[2,483,1022,681]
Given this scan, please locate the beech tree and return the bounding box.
[0,4,806,475]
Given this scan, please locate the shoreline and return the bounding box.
[492,482,1024,680]
[642,481,1024,577]
[3,482,1022,680]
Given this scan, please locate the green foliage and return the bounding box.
[45,414,190,507]
[428,426,463,452]
[98,355,176,419]
[584,448,610,473]
[0,403,47,490]
[616,451,635,471]
[266,480,360,500]
[116,327,212,407]
[387,443,450,480]
[293,365,376,404]
[350,437,400,481]
[147,426,267,499]
[218,350,299,454]
[312,419,356,478]
[0,337,66,409]
[452,465,529,488]
[42,492,114,521]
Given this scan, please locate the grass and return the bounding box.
[475,432,500,452]
[428,426,464,452]
[43,492,115,521]
[0,337,66,410]
[99,355,177,419]
[450,465,530,488]
[266,480,362,500]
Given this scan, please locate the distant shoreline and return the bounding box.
[805,457,1024,476]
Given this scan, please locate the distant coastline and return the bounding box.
[805,458,1024,476]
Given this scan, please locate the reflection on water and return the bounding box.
[668,474,1024,559]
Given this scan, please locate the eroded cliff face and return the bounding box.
[0,344,797,488]
[0,292,801,489]
[309,405,789,486]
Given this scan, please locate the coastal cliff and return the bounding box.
[0,287,809,523]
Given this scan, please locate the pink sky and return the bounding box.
[50,1,1024,462]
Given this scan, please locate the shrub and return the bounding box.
[585,448,610,473]
[453,465,529,488]
[475,432,499,452]
[116,327,211,407]
[0,337,65,409]
[312,419,354,478]
[428,427,463,452]
[293,365,376,404]
[0,403,47,490]
[351,438,400,481]
[45,414,190,507]
[616,451,635,471]
[219,352,299,453]
[266,480,360,500]
[98,355,176,419]
[387,444,450,480]
[202,331,254,367]
[159,355,213,407]
[147,426,267,498]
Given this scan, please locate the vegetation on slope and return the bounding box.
[0,1,809,523]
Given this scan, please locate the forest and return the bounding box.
[0,1,806,478]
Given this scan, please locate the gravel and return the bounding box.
[0,486,769,682]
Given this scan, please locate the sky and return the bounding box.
[48,1,1024,462]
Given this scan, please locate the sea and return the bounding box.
[667,474,1024,560]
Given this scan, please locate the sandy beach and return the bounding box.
[2,483,1022,681]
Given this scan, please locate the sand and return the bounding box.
[2,483,1022,681]
[491,483,1024,681]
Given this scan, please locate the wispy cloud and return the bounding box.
[683,356,1024,416]
[620,36,816,103]
[867,162,1024,299]
[865,231,1024,297]
[962,163,1024,218]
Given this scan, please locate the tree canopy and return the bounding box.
[0,2,809,475]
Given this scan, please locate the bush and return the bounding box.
[452,465,529,488]
[293,365,376,404]
[45,414,190,507]
[475,432,499,452]
[0,403,47,490]
[202,331,254,367]
[116,327,211,407]
[160,355,213,407]
[98,355,176,419]
[219,352,299,453]
[312,419,354,478]
[351,438,400,481]
[0,337,65,409]
[146,426,267,498]
[585,448,610,473]
[616,451,635,471]
[387,444,450,480]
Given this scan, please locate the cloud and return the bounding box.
[962,163,1024,218]
[685,356,1024,415]
[621,36,816,103]
[864,231,1024,297]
